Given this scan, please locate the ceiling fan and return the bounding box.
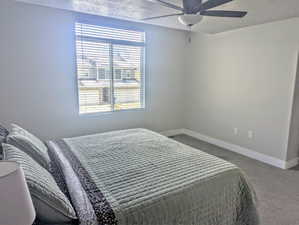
[143,0,247,27]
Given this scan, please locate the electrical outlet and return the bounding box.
[248,130,253,139]
[233,128,238,135]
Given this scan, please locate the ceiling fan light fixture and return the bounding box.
[178,13,203,26]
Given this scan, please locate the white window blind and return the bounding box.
[75,22,145,114]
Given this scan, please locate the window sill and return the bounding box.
[78,107,146,117]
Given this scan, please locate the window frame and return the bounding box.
[74,21,146,116]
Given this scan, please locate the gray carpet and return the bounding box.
[172,134,299,225]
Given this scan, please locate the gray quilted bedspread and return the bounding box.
[50,129,259,225]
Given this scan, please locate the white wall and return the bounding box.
[1,0,299,163]
[0,0,187,140]
[185,18,299,161]
[287,54,299,161]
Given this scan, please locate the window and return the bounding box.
[76,22,146,114]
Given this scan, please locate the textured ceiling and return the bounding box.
[17,0,299,33]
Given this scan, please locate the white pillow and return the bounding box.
[7,124,50,168]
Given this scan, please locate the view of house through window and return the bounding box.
[75,23,145,114]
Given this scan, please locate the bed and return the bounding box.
[3,126,259,225]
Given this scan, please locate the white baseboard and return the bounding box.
[161,128,298,170]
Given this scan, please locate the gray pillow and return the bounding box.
[3,144,77,224]
[7,124,50,168]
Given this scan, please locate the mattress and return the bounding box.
[47,128,259,225]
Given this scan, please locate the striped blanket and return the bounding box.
[48,129,259,225]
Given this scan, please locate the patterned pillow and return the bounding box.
[0,124,9,159]
[0,124,9,137]
[3,144,77,224]
[7,124,50,168]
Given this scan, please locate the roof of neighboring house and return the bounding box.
[78,47,140,69]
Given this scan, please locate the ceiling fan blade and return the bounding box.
[201,10,247,18]
[147,0,184,11]
[200,0,233,11]
[183,0,201,14]
[142,13,184,20]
